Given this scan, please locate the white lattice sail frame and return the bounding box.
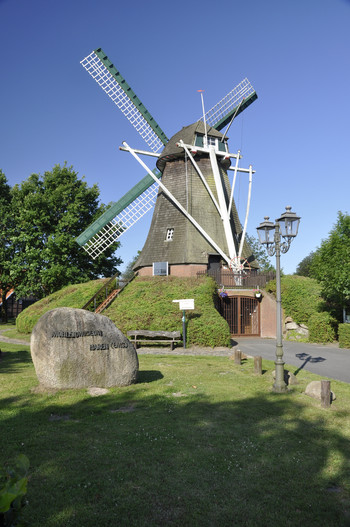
[83,182,159,259]
[81,51,164,153]
[202,78,255,128]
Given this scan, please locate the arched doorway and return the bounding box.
[219,296,260,336]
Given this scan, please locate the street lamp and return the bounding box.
[256,206,301,393]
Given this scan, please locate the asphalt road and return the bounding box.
[233,338,350,384]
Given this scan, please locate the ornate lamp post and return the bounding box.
[256,206,301,392]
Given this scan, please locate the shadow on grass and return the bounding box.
[2,384,350,526]
[1,346,350,526]
[137,370,163,383]
[0,348,31,373]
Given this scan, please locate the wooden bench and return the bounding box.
[127,330,181,350]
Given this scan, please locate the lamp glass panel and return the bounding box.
[257,224,275,244]
[280,216,300,238]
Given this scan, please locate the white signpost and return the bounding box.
[173,299,195,349]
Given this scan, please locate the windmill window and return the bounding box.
[166,228,174,241]
[206,136,216,147]
[196,133,228,152]
[153,262,169,276]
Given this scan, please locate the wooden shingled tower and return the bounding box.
[76,48,258,278]
[134,121,257,276]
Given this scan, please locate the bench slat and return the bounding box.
[127,330,181,339]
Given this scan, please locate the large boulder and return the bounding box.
[31,307,138,389]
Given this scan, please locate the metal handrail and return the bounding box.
[82,273,119,311]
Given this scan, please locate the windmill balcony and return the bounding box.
[196,268,276,290]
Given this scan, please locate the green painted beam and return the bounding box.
[213,92,258,131]
[76,169,161,246]
[94,48,169,146]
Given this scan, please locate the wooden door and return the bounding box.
[219,296,260,336]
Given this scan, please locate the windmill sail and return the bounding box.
[202,78,257,131]
[76,170,161,259]
[81,48,168,152]
[77,48,258,259]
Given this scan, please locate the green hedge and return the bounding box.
[339,324,350,349]
[266,275,322,325]
[307,312,337,344]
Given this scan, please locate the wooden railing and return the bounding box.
[196,269,275,289]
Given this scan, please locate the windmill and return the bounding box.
[76,48,258,277]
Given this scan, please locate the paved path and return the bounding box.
[231,338,350,384]
[0,331,31,346]
[2,330,350,384]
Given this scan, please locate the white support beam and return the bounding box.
[208,146,236,260]
[179,142,241,160]
[228,150,241,218]
[177,140,221,216]
[238,165,253,260]
[227,165,256,174]
[123,141,231,265]
[119,146,160,158]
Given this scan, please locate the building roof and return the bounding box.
[156,121,226,173]
[0,289,14,306]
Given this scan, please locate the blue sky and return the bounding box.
[1,0,349,275]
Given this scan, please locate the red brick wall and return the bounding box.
[137,264,207,277]
[221,289,276,338]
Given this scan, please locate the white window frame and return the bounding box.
[153,262,169,276]
[165,228,174,241]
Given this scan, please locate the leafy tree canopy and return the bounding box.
[310,211,350,317]
[121,251,141,282]
[4,164,121,300]
[246,234,274,272]
[295,251,315,277]
[0,171,14,320]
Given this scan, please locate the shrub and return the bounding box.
[187,310,231,347]
[308,312,337,344]
[339,324,350,349]
[0,454,29,526]
[266,275,322,325]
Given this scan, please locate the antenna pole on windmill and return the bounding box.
[198,90,208,146]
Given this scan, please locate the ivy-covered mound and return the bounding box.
[16,279,110,334]
[105,276,230,347]
[16,276,231,348]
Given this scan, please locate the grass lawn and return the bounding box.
[1,341,350,526]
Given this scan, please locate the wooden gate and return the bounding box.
[219,296,260,336]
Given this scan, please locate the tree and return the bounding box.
[310,212,350,321]
[295,251,315,277]
[9,164,122,299]
[121,251,141,282]
[245,234,274,272]
[0,170,15,321]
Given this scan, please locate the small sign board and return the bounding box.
[173,298,194,310]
